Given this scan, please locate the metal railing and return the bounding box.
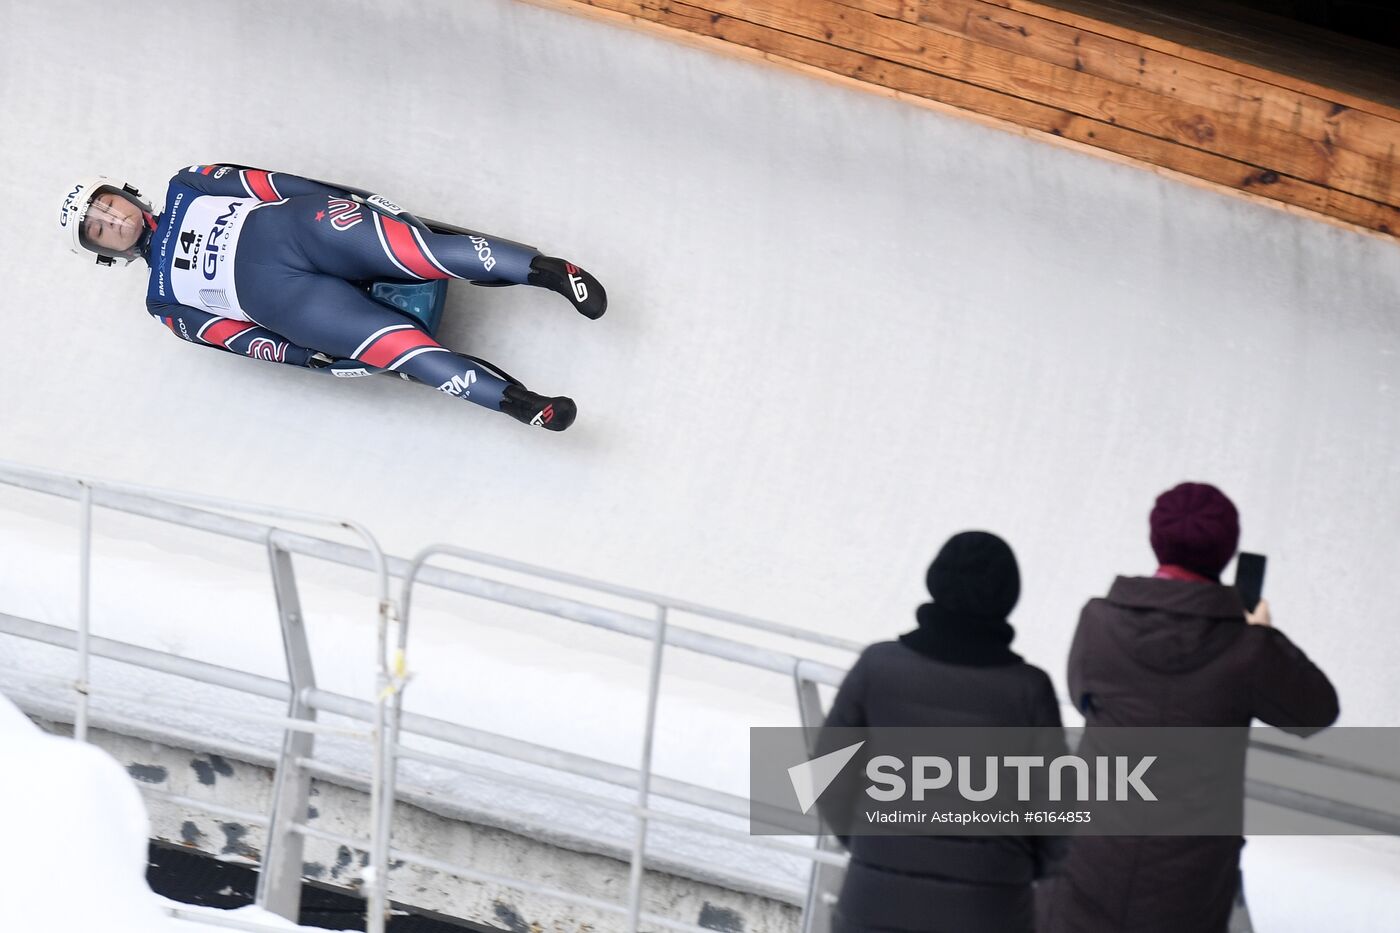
[0,460,854,933]
[0,460,404,933]
[0,459,1396,933]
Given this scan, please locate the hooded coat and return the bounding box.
[823,533,1065,933]
[1044,576,1339,933]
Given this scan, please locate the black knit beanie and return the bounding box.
[926,530,1021,618]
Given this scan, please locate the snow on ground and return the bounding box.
[1243,835,1400,931]
[0,693,344,933]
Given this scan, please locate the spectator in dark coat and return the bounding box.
[1045,482,1339,933]
[823,531,1065,933]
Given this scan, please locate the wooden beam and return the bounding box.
[600,0,1399,231]
[987,0,1400,121]
[912,0,1400,171]
[520,0,1400,239]
[673,0,1398,205]
[830,0,911,21]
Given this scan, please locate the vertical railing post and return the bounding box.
[795,667,845,933]
[626,605,668,933]
[256,535,319,923]
[73,481,93,743]
[366,593,400,933]
[369,596,409,933]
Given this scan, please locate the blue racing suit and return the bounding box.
[144,164,542,412]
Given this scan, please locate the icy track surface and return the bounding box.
[2,0,1399,927]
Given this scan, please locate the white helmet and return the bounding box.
[59,176,154,266]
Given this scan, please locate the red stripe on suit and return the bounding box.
[359,328,439,369]
[245,170,278,201]
[381,216,445,279]
[202,319,255,348]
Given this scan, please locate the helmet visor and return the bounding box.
[77,186,149,259]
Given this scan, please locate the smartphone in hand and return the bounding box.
[1235,552,1267,613]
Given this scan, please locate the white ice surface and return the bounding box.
[3,0,1400,926]
[0,693,344,933]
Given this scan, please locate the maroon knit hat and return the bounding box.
[1149,482,1240,580]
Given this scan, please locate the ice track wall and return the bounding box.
[4,2,1400,733]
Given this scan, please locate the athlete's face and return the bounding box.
[82,191,143,253]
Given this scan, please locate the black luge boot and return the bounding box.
[499,384,577,431]
[528,256,607,320]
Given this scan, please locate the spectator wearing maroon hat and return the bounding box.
[1043,482,1339,933]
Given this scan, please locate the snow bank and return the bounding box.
[0,695,338,933]
[1243,835,1400,931]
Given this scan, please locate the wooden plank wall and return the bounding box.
[539,0,1400,239]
